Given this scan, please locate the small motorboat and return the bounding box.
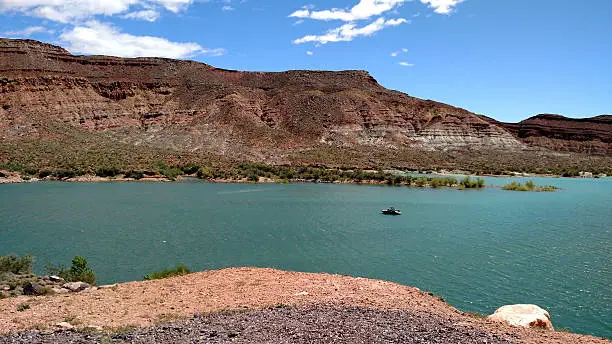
[381,207,401,215]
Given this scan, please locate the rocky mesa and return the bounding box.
[0,38,610,171]
[483,114,612,156]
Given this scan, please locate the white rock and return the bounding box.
[49,275,63,282]
[294,291,309,296]
[62,282,90,292]
[488,304,554,331]
[97,284,118,289]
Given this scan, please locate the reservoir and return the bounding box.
[1,176,610,338]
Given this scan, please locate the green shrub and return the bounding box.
[180,165,199,175]
[0,254,34,274]
[23,167,38,176]
[144,264,191,280]
[46,255,96,285]
[158,165,182,181]
[52,170,78,179]
[2,105,9,110]
[196,167,214,179]
[95,168,120,178]
[124,170,144,180]
[459,176,485,189]
[16,303,30,311]
[0,171,5,178]
[430,177,458,188]
[38,170,52,178]
[414,177,427,187]
[69,256,96,284]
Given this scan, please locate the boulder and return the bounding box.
[62,282,90,292]
[23,282,44,295]
[488,304,554,331]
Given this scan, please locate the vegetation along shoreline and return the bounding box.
[1,162,604,188]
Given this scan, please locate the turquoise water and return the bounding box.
[1,177,610,338]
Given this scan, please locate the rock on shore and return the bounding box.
[489,304,554,330]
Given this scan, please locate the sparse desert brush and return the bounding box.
[144,264,191,280]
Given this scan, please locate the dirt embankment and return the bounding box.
[0,268,608,344]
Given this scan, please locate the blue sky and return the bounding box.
[1,0,610,122]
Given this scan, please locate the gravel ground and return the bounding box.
[0,304,517,344]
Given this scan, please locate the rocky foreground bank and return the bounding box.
[0,305,516,344]
[0,268,608,344]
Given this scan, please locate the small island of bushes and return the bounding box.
[502,180,558,192]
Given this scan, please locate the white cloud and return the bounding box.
[0,0,194,23]
[294,17,408,44]
[390,47,407,57]
[153,0,193,13]
[419,0,464,14]
[289,0,408,22]
[59,21,225,59]
[222,5,234,11]
[306,50,313,55]
[1,26,53,37]
[121,9,160,22]
[399,61,414,66]
[290,9,310,18]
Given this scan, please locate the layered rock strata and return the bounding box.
[0,38,523,159]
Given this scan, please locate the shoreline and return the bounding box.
[1,169,604,186]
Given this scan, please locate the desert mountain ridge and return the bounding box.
[1,38,610,171]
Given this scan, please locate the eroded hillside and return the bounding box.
[1,38,610,172]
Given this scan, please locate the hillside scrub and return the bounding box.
[1,158,493,190]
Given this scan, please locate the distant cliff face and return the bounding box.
[482,114,612,156]
[0,38,525,161]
